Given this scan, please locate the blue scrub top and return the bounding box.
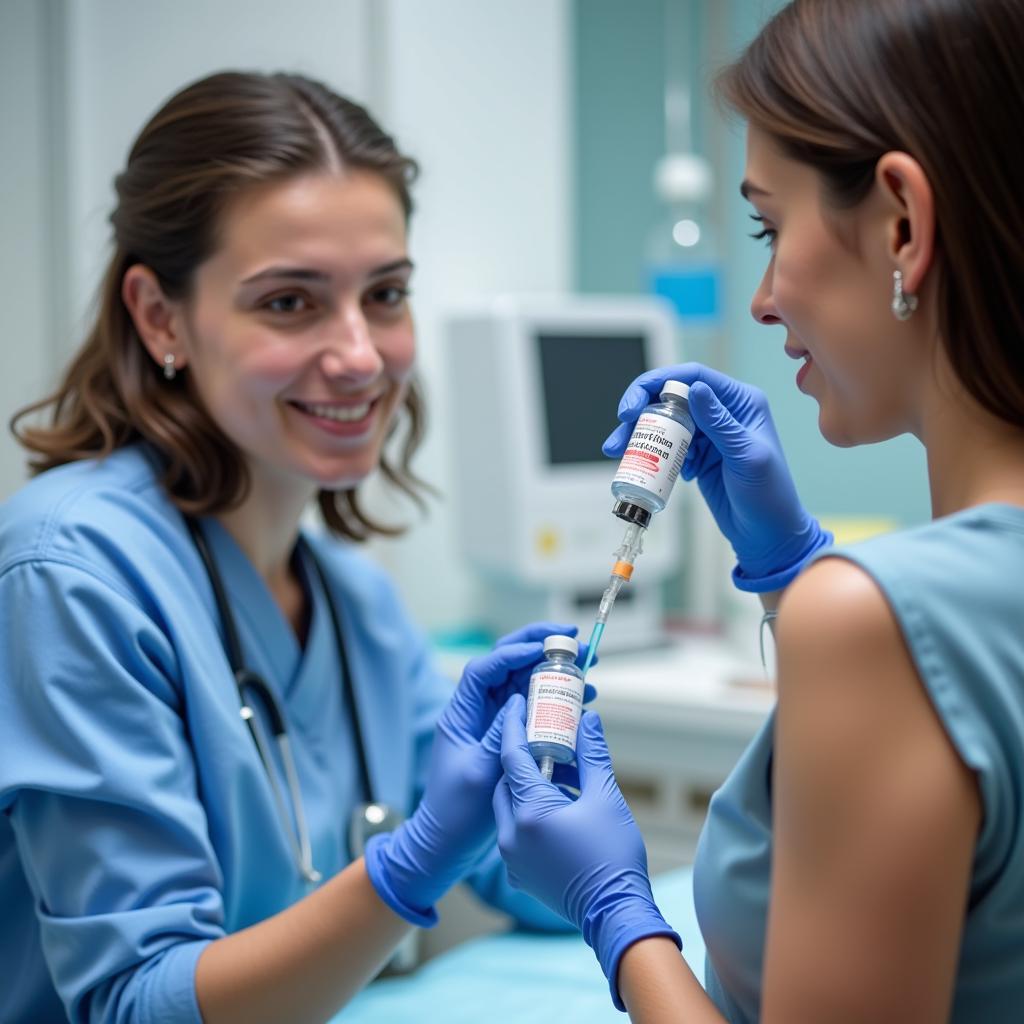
[693,505,1024,1022]
[0,445,558,1024]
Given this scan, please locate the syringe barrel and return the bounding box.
[598,574,624,621]
[594,520,646,625]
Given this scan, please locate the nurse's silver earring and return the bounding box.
[891,270,918,321]
[163,353,177,380]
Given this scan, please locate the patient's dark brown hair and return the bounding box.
[718,0,1024,426]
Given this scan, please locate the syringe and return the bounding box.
[581,378,694,678]
[580,521,646,676]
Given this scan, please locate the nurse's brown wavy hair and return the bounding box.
[717,0,1024,427]
[11,71,430,540]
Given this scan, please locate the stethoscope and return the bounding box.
[186,517,402,886]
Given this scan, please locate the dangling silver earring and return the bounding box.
[163,353,177,380]
[891,269,918,321]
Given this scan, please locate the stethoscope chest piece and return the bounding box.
[348,801,404,861]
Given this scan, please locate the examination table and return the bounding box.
[337,865,704,1022]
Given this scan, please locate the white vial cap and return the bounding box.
[660,380,690,401]
[543,634,579,657]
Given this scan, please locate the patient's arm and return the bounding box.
[619,558,979,1024]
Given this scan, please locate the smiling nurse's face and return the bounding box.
[177,170,415,494]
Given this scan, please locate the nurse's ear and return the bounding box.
[122,264,190,375]
[874,151,936,299]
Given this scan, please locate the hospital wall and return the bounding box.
[574,0,931,533]
[0,1,56,507]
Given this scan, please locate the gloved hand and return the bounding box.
[604,363,832,592]
[493,695,680,1010]
[366,623,594,926]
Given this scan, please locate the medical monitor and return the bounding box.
[446,295,682,640]
[537,332,648,466]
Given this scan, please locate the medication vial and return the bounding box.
[526,635,585,781]
[611,380,694,528]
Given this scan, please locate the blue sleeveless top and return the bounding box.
[692,503,1024,1022]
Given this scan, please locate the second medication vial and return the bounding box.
[526,635,585,781]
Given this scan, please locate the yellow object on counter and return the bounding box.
[819,517,898,546]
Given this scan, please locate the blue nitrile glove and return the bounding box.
[493,695,680,1010]
[604,363,832,592]
[366,623,595,926]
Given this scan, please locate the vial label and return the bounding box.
[526,670,584,749]
[612,411,693,500]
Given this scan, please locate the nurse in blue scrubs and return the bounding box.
[0,70,571,1024]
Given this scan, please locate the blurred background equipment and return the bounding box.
[446,294,681,651]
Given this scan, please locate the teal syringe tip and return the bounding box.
[581,621,604,677]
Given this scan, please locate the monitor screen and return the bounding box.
[537,332,649,465]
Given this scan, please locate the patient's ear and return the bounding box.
[874,151,935,296]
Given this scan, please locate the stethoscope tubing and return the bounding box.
[186,516,372,885]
